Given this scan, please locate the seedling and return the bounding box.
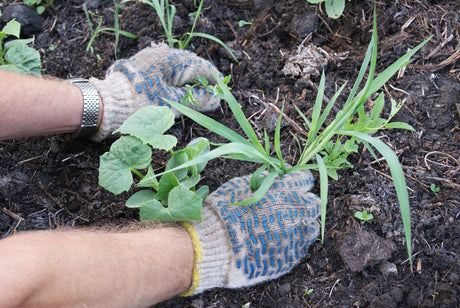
[98,106,209,223]
[124,0,237,61]
[354,210,374,224]
[23,0,54,14]
[307,0,348,19]
[83,2,138,59]
[238,19,253,27]
[303,288,314,297]
[430,183,440,196]
[165,9,429,268]
[0,19,41,75]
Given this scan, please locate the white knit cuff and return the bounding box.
[190,204,233,294]
[89,73,144,141]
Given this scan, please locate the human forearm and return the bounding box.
[0,69,101,140]
[0,227,193,307]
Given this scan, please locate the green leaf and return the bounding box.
[4,38,35,50]
[370,93,385,121]
[166,99,252,146]
[136,165,158,188]
[231,171,279,206]
[316,154,328,243]
[325,0,345,19]
[139,185,203,222]
[114,105,177,150]
[126,190,156,208]
[36,6,46,14]
[167,151,189,181]
[385,122,415,131]
[157,171,180,203]
[195,185,209,200]
[190,32,238,62]
[2,20,21,38]
[98,136,152,194]
[180,174,201,189]
[3,44,41,75]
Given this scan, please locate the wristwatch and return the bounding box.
[71,79,100,138]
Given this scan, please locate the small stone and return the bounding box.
[380,262,398,277]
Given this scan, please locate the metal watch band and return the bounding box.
[71,79,100,138]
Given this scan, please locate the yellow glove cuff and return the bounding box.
[179,222,202,296]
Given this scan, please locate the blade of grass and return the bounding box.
[341,130,413,268]
[274,101,285,165]
[166,99,252,146]
[190,32,238,62]
[215,75,265,153]
[316,154,328,243]
[231,170,279,206]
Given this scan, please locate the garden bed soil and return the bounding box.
[0,0,459,307]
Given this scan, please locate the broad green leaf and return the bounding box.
[157,171,180,203]
[167,151,189,181]
[126,190,156,208]
[2,20,21,38]
[139,185,202,222]
[136,165,158,188]
[195,185,209,200]
[114,105,177,150]
[180,174,201,189]
[184,137,210,174]
[4,38,35,50]
[3,44,41,75]
[325,0,345,19]
[98,136,152,194]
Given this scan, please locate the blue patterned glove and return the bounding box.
[89,42,222,141]
[181,169,320,296]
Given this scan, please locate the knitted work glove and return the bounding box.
[89,42,222,141]
[181,169,320,296]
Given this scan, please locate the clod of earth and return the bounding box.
[338,228,396,272]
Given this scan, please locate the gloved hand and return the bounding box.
[181,169,320,296]
[89,42,222,141]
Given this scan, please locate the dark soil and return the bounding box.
[1,0,459,307]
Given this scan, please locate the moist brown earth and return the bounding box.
[0,0,459,307]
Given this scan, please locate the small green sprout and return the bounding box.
[430,183,440,196]
[354,210,374,224]
[307,0,349,19]
[23,0,54,14]
[83,2,138,59]
[126,0,238,61]
[238,19,253,27]
[303,288,314,297]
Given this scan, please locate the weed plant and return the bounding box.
[124,0,237,61]
[83,2,138,59]
[165,11,429,267]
